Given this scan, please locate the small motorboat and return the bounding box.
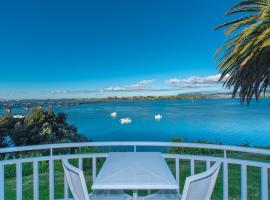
[13,115,24,119]
[120,118,132,124]
[155,114,162,120]
[110,112,117,117]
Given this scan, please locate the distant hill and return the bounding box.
[1,92,270,111]
[177,92,232,99]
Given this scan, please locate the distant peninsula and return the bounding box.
[0,92,269,112]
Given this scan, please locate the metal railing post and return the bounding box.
[92,157,96,181]
[175,158,180,190]
[0,164,4,200]
[261,167,268,200]
[241,164,247,200]
[223,150,228,200]
[64,158,69,200]
[190,159,195,175]
[49,148,54,200]
[50,148,53,156]
[16,162,22,200]
[33,161,39,200]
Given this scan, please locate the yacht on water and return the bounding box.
[120,118,132,124]
[155,114,162,120]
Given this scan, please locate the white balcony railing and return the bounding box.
[0,142,269,200]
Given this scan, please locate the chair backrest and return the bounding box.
[181,162,221,200]
[62,159,90,200]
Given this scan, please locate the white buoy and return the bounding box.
[110,112,117,117]
[120,118,132,124]
[155,114,162,120]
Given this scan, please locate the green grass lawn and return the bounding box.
[3,155,269,200]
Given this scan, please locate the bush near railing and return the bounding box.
[169,137,223,155]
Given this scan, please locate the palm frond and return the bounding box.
[215,0,270,104]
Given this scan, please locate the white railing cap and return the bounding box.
[0,141,270,155]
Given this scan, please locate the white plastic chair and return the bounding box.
[141,162,221,200]
[62,159,132,200]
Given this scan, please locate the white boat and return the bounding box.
[120,118,132,124]
[110,112,117,117]
[13,115,24,119]
[155,114,162,120]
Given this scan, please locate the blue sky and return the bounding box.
[0,0,238,99]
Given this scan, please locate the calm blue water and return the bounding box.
[3,99,270,146]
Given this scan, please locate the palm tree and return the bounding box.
[215,0,270,104]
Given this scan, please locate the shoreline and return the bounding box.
[1,93,269,110]
[0,93,234,109]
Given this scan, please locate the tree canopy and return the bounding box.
[0,108,88,148]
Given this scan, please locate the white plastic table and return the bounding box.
[92,152,178,199]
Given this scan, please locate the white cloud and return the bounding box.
[101,79,155,92]
[48,75,229,98]
[49,79,156,95]
[138,79,155,85]
[50,89,97,95]
[165,74,229,89]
